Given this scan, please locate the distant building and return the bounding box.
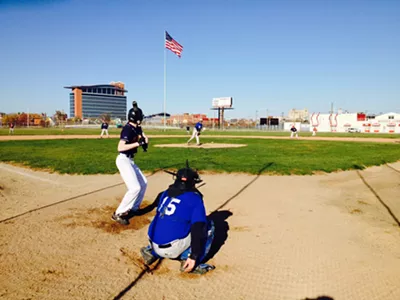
[168,113,208,125]
[64,82,127,119]
[307,111,400,133]
[288,108,309,121]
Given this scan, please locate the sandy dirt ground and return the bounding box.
[155,143,247,149]
[1,161,399,300]
[0,134,399,144]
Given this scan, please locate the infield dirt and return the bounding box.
[1,161,399,299]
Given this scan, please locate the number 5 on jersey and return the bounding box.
[159,197,181,216]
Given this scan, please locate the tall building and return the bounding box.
[64,82,127,119]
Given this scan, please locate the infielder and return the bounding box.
[187,119,204,145]
[100,120,109,138]
[290,125,299,138]
[140,163,215,274]
[312,127,317,136]
[112,109,148,225]
[9,123,15,134]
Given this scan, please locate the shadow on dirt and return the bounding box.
[204,210,233,263]
[302,297,334,300]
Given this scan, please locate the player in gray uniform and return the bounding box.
[140,162,215,274]
[112,109,148,225]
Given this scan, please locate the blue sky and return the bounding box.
[0,0,399,119]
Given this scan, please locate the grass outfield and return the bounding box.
[1,127,400,139]
[0,138,399,175]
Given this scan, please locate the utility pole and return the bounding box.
[255,110,258,128]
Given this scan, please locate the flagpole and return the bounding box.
[164,31,167,131]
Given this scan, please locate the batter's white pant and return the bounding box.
[100,129,109,137]
[115,154,147,215]
[312,131,316,136]
[187,129,200,144]
[290,132,298,138]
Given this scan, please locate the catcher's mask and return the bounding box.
[165,160,202,191]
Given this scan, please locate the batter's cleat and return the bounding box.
[140,247,157,265]
[196,143,202,146]
[111,212,130,225]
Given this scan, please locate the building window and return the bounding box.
[102,88,106,94]
[389,115,394,119]
[88,88,92,93]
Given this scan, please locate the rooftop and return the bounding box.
[64,84,128,92]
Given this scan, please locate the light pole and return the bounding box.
[255,110,258,129]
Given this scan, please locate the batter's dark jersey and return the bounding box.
[119,123,140,157]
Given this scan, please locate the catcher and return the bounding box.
[140,161,215,275]
[187,119,204,146]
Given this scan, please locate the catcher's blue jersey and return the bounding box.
[148,190,207,245]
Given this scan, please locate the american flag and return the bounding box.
[165,31,183,57]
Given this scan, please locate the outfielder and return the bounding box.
[100,120,109,138]
[140,163,215,275]
[290,125,299,139]
[187,119,204,145]
[112,109,148,225]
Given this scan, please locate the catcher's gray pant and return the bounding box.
[290,131,298,138]
[187,129,200,144]
[115,154,147,215]
[151,234,192,259]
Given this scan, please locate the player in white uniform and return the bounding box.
[187,119,204,145]
[112,109,148,225]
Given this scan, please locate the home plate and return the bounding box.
[155,143,247,149]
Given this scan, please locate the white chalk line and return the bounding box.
[0,164,68,187]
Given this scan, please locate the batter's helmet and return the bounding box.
[127,109,141,124]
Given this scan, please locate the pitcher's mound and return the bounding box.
[155,143,247,149]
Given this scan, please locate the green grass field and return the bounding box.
[0,137,399,175]
[1,127,400,139]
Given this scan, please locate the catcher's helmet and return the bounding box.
[169,160,202,191]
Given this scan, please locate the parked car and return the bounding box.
[347,127,361,133]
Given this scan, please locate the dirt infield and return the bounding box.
[1,134,399,143]
[1,162,399,299]
[155,143,247,149]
